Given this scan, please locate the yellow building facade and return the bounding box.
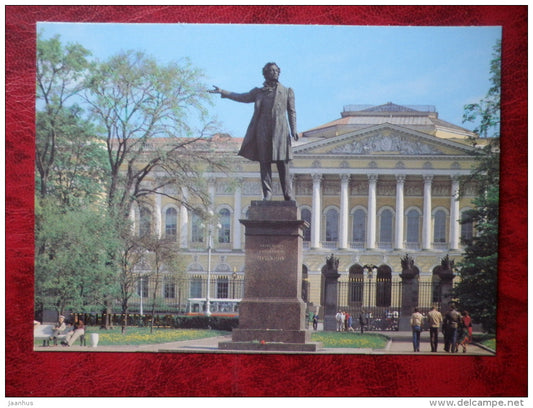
[130,103,480,317]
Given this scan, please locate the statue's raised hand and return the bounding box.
[208,85,222,94]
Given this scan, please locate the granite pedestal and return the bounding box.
[219,200,321,352]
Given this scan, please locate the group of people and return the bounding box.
[48,314,86,347]
[410,305,472,353]
[335,310,355,332]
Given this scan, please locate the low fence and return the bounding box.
[336,280,442,331]
[63,312,239,331]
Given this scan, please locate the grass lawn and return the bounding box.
[311,331,389,349]
[36,327,230,347]
[37,327,390,349]
[474,334,496,351]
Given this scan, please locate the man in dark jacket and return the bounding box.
[443,304,461,352]
[210,62,299,201]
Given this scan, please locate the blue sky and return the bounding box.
[38,23,501,137]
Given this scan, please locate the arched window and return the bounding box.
[406,209,420,244]
[218,208,231,243]
[379,209,393,246]
[376,266,392,307]
[165,207,178,241]
[434,209,447,243]
[301,208,311,242]
[191,213,203,243]
[461,211,474,243]
[348,264,364,304]
[139,207,151,237]
[352,209,366,244]
[325,208,339,242]
[432,273,442,304]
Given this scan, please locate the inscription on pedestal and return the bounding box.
[256,243,286,262]
[218,200,321,352]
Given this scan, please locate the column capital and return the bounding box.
[368,174,378,182]
[340,174,351,184]
[396,174,406,184]
[312,173,323,183]
[423,175,434,183]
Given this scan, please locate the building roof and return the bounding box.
[301,102,476,142]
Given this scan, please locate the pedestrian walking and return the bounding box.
[359,312,368,333]
[312,313,319,331]
[427,306,443,352]
[459,310,473,352]
[410,307,424,352]
[443,304,461,352]
[335,310,343,331]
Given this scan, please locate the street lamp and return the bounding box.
[232,267,238,299]
[363,264,377,310]
[139,276,144,316]
[204,210,221,317]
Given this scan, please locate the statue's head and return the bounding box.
[262,62,280,81]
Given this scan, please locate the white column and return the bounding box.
[208,178,216,210]
[179,187,189,249]
[154,193,162,238]
[311,174,322,249]
[339,174,350,250]
[129,206,136,233]
[367,174,377,249]
[232,179,242,250]
[394,175,405,250]
[449,176,460,250]
[422,175,433,250]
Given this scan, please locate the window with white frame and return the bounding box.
[406,209,420,244]
[218,208,231,243]
[352,208,366,243]
[191,213,203,243]
[139,207,151,237]
[301,208,311,242]
[433,209,447,243]
[379,208,393,245]
[325,208,339,242]
[165,207,178,241]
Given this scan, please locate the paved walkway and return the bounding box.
[35,331,495,355]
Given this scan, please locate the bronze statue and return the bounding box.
[209,62,299,201]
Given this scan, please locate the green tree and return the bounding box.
[83,50,224,221]
[36,32,94,199]
[35,201,121,316]
[81,50,228,331]
[139,235,185,333]
[454,40,501,333]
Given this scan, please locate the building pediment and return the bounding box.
[294,123,474,157]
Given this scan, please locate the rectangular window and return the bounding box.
[217,278,229,299]
[164,281,176,298]
[190,278,202,298]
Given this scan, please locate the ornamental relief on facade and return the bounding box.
[350,182,369,195]
[404,181,423,196]
[216,181,234,195]
[432,182,451,196]
[323,180,341,195]
[328,133,444,155]
[242,181,262,196]
[377,182,396,196]
[295,181,313,196]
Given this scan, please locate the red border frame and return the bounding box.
[5,6,527,397]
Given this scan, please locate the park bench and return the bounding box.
[34,324,86,347]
